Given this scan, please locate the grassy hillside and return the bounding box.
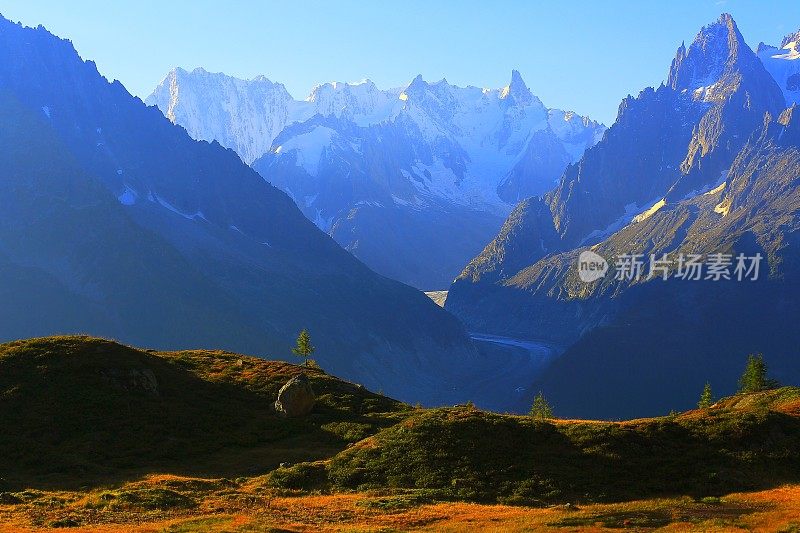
[0,336,407,489]
[1,336,800,530]
[319,394,800,504]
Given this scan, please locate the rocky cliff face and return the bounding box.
[447,14,800,418]
[530,109,800,418]
[543,14,785,251]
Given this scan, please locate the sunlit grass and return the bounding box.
[2,481,800,531]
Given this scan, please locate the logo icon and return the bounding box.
[577,250,608,283]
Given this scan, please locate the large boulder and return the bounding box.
[274,374,315,417]
[99,368,159,397]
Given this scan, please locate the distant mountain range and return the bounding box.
[147,69,605,289]
[0,15,484,405]
[447,14,800,418]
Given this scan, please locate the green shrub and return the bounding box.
[267,462,328,492]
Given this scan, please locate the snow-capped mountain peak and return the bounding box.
[500,69,534,106]
[757,28,800,106]
[400,75,463,119]
[780,30,800,54]
[757,29,800,62]
[305,79,398,124]
[145,68,296,164]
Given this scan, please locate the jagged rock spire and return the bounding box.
[500,69,533,105]
[667,13,745,92]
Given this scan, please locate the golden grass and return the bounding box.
[2,476,800,532]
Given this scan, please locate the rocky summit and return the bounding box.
[447,14,800,418]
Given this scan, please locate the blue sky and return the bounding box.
[2,0,799,124]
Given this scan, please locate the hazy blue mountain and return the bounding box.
[0,16,480,405]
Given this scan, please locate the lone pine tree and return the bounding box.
[698,382,713,409]
[738,354,779,394]
[292,329,315,367]
[529,391,554,420]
